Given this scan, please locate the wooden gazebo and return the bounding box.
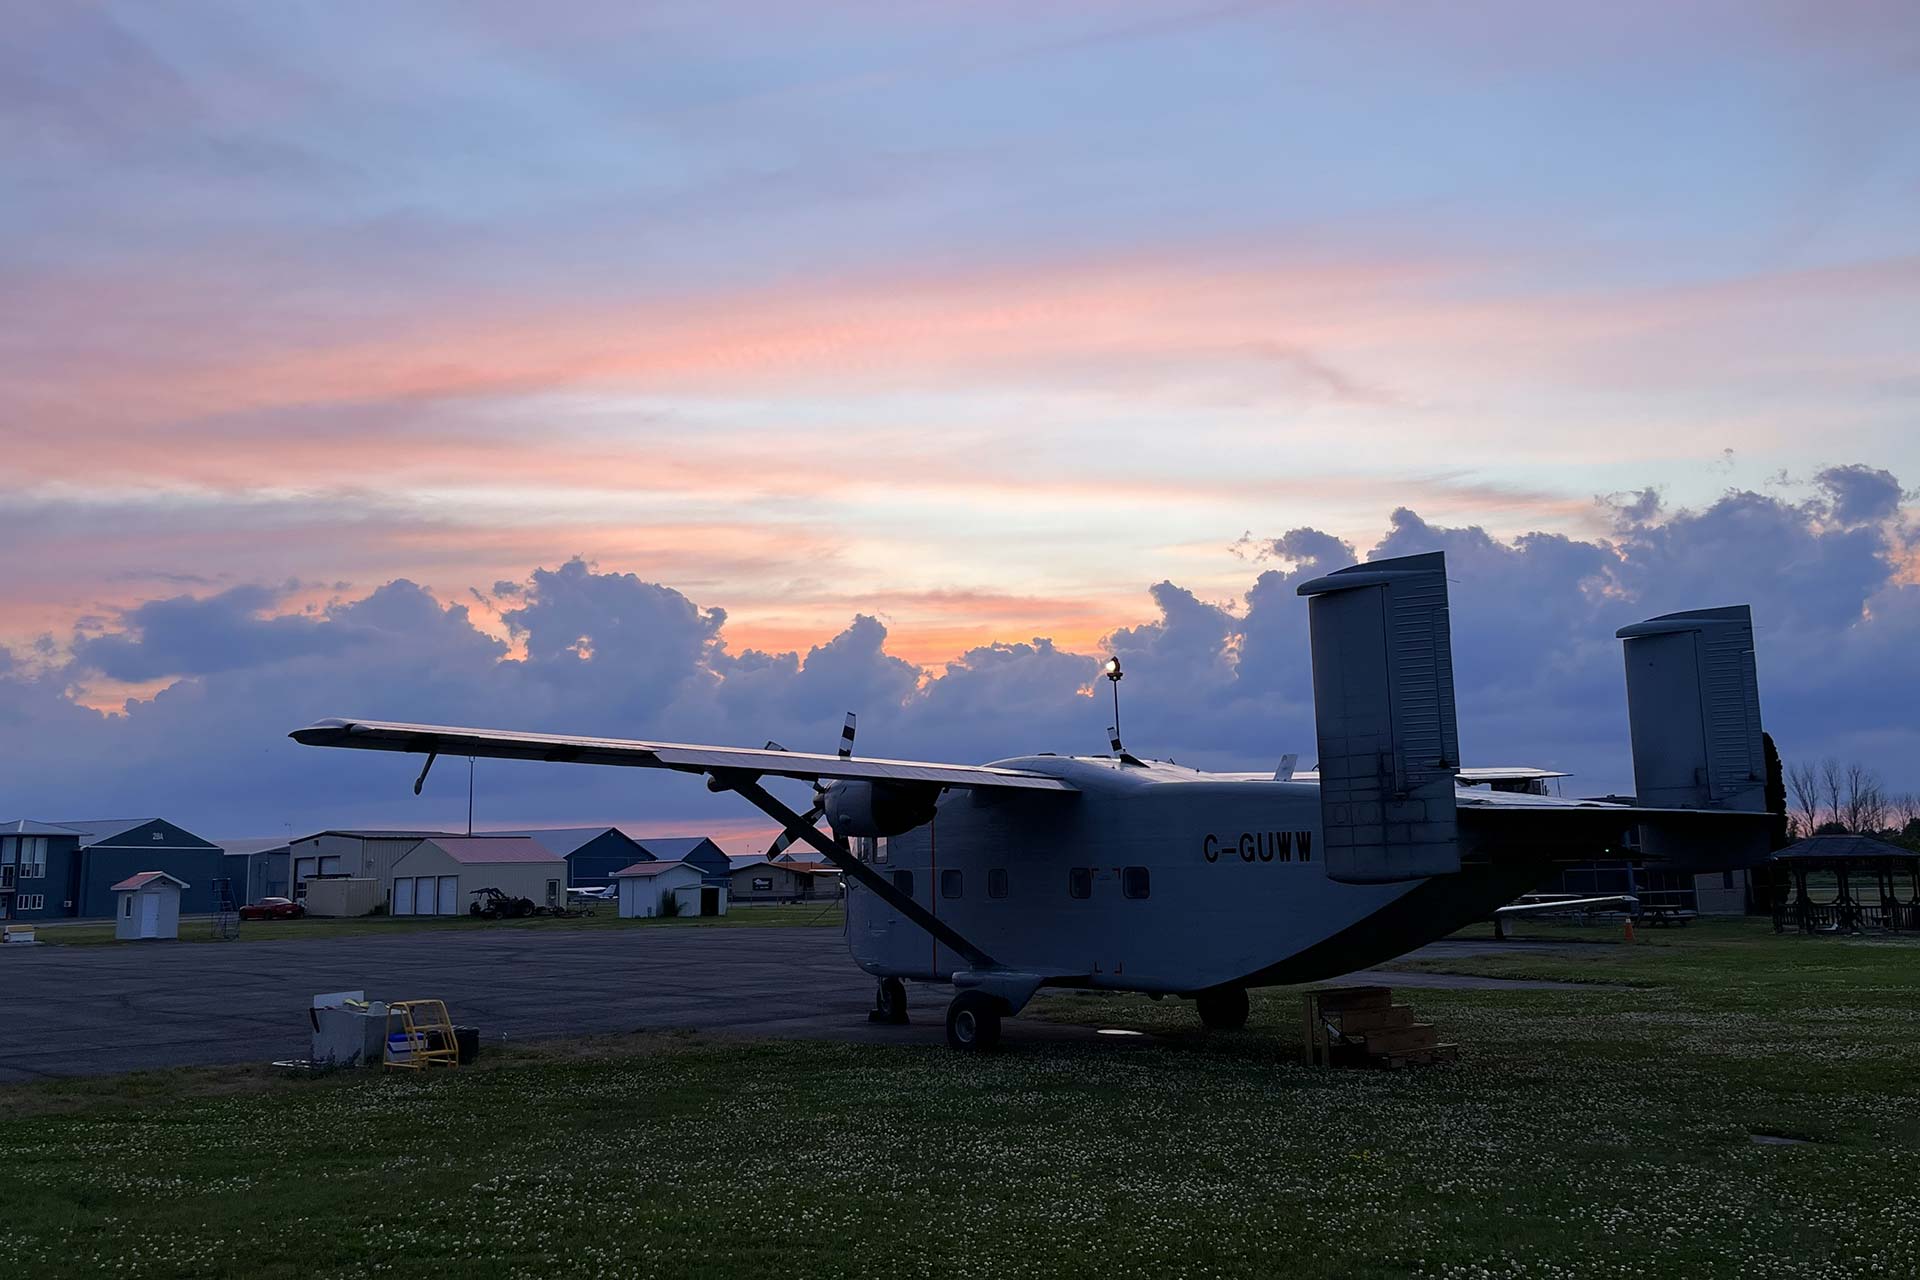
[1771,834,1920,934]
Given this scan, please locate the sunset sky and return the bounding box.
[5,2,1918,841]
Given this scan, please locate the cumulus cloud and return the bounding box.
[70,584,357,681]
[4,475,1916,837]
[1816,464,1903,527]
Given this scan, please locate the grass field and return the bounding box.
[1,921,1915,1278]
[24,900,846,946]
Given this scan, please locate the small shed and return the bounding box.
[389,837,567,916]
[112,871,188,940]
[616,860,726,918]
[633,836,732,886]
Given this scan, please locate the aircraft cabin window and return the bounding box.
[940,869,963,899]
[1069,867,1091,899]
[987,868,1008,899]
[1122,866,1151,899]
[891,869,913,897]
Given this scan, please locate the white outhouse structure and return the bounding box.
[388,837,567,917]
[615,860,726,918]
[111,871,187,940]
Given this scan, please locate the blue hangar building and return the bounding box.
[0,818,228,921]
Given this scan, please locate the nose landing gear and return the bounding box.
[870,976,909,1024]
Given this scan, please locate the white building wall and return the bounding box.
[617,866,704,917]
[1693,870,1749,916]
[388,845,566,915]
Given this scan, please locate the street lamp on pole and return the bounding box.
[1103,655,1124,751]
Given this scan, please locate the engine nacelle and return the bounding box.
[823,780,939,839]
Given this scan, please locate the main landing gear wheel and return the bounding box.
[1195,987,1250,1031]
[871,977,909,1024]
[945,992,1003,1051]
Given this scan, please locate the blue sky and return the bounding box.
[3,2,1917,840]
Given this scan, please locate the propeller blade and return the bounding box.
[838,712,857,760]
[768,798,828,857]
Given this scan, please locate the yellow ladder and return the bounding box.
[383,999,461,1071]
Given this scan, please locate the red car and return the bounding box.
[238,896,306,921]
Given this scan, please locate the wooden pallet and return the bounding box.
[1303,986,1457,1068]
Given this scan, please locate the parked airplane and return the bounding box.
[293,552,1771,1050]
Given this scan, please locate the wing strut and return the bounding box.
[709,771,997,971]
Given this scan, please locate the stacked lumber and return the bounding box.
[1303,985,1456,1068]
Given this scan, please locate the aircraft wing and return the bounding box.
[289,718,1078,793]
[1455,787,1771,866]
[1494,894,1637,918]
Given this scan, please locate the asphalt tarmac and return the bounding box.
[0,925,1594,1081]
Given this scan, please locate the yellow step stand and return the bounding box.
[383,999,461,1071]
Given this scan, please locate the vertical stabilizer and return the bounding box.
[1296,551,1462,883]
[1615,605,1764,813]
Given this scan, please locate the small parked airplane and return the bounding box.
[293,551,1771,1050]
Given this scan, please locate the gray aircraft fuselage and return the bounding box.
[844,754,1543,994]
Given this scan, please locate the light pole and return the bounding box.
[1103,655,1124,749]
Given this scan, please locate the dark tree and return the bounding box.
[1762,732,1789,850]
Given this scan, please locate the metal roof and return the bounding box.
[110,870,189,892]
[614,859,695,878]
[217,837,292,856]
[415,836,565,865]
[51,818,158,844]
[291,829,459,842]
[1772,834,1919,862]
[491,826,639,858]
[635,836,720,860]
[0,819,86,836]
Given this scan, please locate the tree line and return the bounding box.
[1785,758,1920,847]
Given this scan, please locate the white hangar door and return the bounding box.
[437,876,458,916]
[394,878,415,915]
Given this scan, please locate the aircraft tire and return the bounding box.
[945,992,1002,1051]
[874,977,908,1024]
[1195,987,1250,1031]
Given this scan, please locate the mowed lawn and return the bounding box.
[26,900,846,946]
[1,922,1916,1278]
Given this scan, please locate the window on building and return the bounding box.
[123,897,133,919]
[25,838,45,879]
[1122,866,1151,899]
[891,869,913,897]
[988,868,1009,899]
[940,869,963,899]
[1069,867,1092,899]
[1,837,15,865]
